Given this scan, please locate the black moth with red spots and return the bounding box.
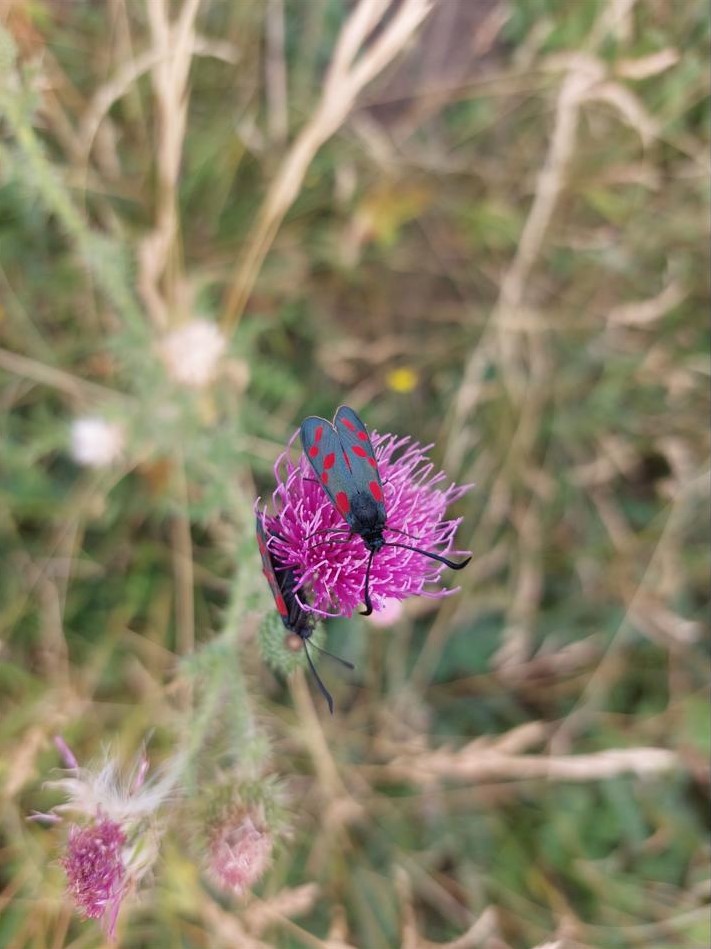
[256,512,343,713]
[300,405,471,616]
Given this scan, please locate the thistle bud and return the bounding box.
[205,804,273,898]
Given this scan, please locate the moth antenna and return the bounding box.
[384,542,472,571]
[302,639,335,714]
[359,547,376,616]
[308,640,355,670]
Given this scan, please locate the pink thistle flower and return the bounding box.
[262,430,471,617]
[205,806,273,898]
[62,819,126,928]
[29,738,178,940]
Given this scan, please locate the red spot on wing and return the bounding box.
[314,425,323,442]
[352,445,367,458]
[336,491,350,514]
[367,457,377,468]
[308,445,319,458]
[369,481,383,502]
[323,452,336,470]
[357,431,368,441]
[321,472,329,485]
[341,418,356,431]
[275,593,288,617]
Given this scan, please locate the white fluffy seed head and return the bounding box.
[159,319,226,388]
[46,746,183,827]
[70,417,124,468]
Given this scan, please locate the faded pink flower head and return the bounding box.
[262,430,471,617]
[206,807,273,898]
[365,597,404,627]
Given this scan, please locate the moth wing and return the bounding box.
[332,404,385,509]
[300,415,357,520]
[255,513,289,623]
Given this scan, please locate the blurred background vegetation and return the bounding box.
[0,0,708,946]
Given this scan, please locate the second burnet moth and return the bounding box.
[256,511,352,714]
[299,405,471,616]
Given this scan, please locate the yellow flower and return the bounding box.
[386,367,418,394]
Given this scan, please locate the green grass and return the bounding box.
[0,1,708,947]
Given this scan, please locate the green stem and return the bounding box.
[181,559,263,788]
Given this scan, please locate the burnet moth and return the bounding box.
[256,512,353,714]
[299,405,471,616]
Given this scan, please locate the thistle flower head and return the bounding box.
[205,803,273,898]
[263,430,471,617]
[61,819,126,931]
[159,318,226,388]
[31,738,176,940]
[70,417,124,468]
